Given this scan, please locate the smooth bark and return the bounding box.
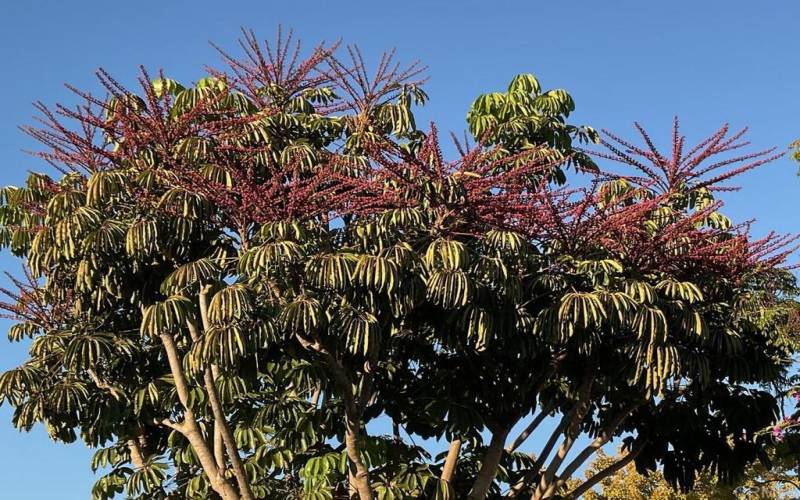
[532,376,593,500]
[441,438,463,483]
[506,406,553,454]
[468,424,513,500]
[128,439,146,469]
[295,332,374,499]
[551,400,642,492]
[159,332,240,500]
[507,416,567,496]
[345,419,373,499]
[199,291,255,500]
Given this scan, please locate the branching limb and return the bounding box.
[441,437,463,483]
[507,404,554,454]
[469,421,515,500]
[295,331,373,499]
[564,438,647,499]
[532,375,594,500]
[198,290,255,500]
[507,415,568,497]
[158,332,240,500]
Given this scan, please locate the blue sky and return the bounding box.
[1,1,798,498]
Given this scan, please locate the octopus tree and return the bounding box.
[0,30,796,500]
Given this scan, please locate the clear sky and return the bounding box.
[1,1,798,498]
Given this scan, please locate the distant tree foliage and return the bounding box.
[0,30,797,500]
[573,446,799,499]
[791,139,800,165]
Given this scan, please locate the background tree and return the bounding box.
[0,30,797,500]
[571,446,799,499]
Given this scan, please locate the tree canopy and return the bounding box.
[0,31,797,500]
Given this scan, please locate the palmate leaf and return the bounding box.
[233,426,267,452]
[656,279,704,303]
[199,164,233,188]
[632,343,680,396]
[54,207,103,258]
[29,330,68,358]
[373,464,435,499]
[75,257,99,293]
[63,332,116,370]
[166,215,195,244]
[474,255,510,285]
[302,452,342,480]
[281,141,316,171]
[140,296,194,337]
[157,187,209,219]
[680,309,707,336]
[258,220,308,243]
[184,475,210,499]
[483,229,529,257]
[337,304,380,356]
[625,280,657,304]
[0,363,45,403]
[207,284,253,323]
[91,446,125,472]
[597,290,637,325]
[379,207,427,231]
[460,305,495,347]
[239,240,305,274]
[8,322,41,342]
[201,324,250,369]
[126,459,167,496]
[92,468,128,500]
[354,254,400,293]
[49,380,90,413]
[0,33,793,500]
[86,171,128,207]
[281,296,324,335]
[532,89,575,116]
[160,258,221,294]
[305,253,357,291]
[380,242,422,270]
[575,258,623,281]
[558,292,606,330]
[507,73,541,95]
[175,137,216,162]
[133,380,164,414]
[125,219,160,258]
[45,190,86,222]
[217,375,250,405]
[633,306,669,343]
[83,220,126,254]
[426,269,473,308]
[151,77,185,98]
[425,239,470,271]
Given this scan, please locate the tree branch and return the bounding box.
[441,437,463,483]
[158,332,240,500]
[565,438,647,499]
[128,438,146,469]
[507,415,568,497]
[551,399,643,491]
[198,289,255,500]
[533,375,594,500]
[295,331,373,500]
[469,421,515,500]
[86,369,123,400]
[507,404,554,454]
